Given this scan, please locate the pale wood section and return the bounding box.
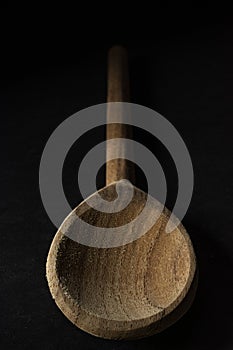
[46,183,196,339]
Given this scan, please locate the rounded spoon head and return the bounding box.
[46,180,196,339]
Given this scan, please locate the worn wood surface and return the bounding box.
[47,182,196,339]
[46,46,197,339]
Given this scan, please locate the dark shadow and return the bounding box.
[130,54,153,107]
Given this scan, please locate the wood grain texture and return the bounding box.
[46,46,197,339]
[106,46,135,185]
[46,182,196,339]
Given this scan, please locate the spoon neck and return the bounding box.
[106,46,135,185]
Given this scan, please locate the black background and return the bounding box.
[1,4,233,350]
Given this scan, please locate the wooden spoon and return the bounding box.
[46,46,197,339]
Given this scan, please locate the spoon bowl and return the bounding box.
[47,181,196,339]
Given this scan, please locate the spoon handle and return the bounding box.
[106,46,135,185]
